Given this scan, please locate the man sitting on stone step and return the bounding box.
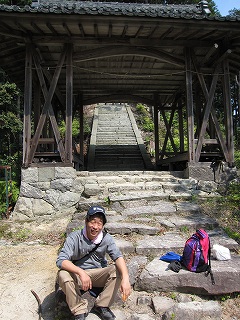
[56,205,131,320]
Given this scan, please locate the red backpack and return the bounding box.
[181,229,215,285]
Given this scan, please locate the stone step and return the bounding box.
[93,164,146,171]
[120,201,199,216]
[95,152,142,157]
[135,255,240,295]
[78,174,195,190]
[82,170,185,178]
[95,146,141,151]
[94,156,143,161]
[88,104,150,170]
[133,229,239,256]
[96,136,137,140]
[76,169,221,200]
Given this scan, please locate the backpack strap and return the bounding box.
[73,229,107,264]
[205,238,215,285]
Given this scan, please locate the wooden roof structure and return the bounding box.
[0,0,239,170]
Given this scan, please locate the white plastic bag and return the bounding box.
[212,244,231,261]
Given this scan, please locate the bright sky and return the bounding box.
[214,0,240,16]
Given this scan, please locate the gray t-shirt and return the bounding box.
[56,229,122,270]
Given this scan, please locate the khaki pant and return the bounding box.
[58,265,121,316]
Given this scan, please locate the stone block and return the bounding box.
[84,183,101,196]
[162,301,221,320]
[127,255,148,285]
[152,296,175,314]
[130,314,154,320]
[50,178,73,192]
[114,238,135,254]
[72,177,85,193]
[20,181,45,199]
[135,256,240,295]
[55,167,76,179]
[32,199,55,216]
[106,222,159,235]
[45,189,61,208]
[136,232,185,255]
[35,181,51,191]
[58,191,81,209]
[12,197,34,219]
[21,167,38,183]
[38,167,55,182]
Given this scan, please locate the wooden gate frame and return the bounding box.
[153,46,234,168]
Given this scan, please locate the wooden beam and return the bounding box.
[185,47,195,163]
[28,46,67,163]
[210,106,229,162]
[79,95,84,169]
[161,108,178,155]
[31,47,66,162]
[195,65,220,162]
[23,44,32,167]
[65,43,73,163]
[178,100,185,153]
[74,46,185,67]
[223,59,234,165]
[191,49,230,162]
[154,94,160,167]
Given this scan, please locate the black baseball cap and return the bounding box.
[87,205,107,224]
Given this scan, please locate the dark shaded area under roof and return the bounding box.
[0,1,239,106]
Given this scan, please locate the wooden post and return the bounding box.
[65,43,73,163]
[185,47,194,163]
[223,59,234,166]
[153,93,159,167]
[178,99,184,153]
[33,81,41,152]
[79,95,84,168]
[23,44,32,167]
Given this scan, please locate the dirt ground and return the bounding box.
[0,217,69,320]
[0,243,58,320]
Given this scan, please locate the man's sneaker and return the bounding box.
[91,306,116,320]
[74,313,87,320]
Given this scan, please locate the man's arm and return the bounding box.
[115,257,131,300]
[61,259,92,291]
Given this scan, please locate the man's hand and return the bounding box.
[77,269,92,291]
[61,259,92,291]
[115,257,132,301]
[120,277,131,301]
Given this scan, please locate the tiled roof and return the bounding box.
[0,1,238,21]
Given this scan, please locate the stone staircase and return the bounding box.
[87,104,153,171]
[58,170,240,320]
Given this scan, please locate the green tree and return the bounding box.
[228,8,240,17]
[0,81,22,180]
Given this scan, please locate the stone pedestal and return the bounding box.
[13,166,83,219]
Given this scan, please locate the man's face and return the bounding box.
[86,215,104,241]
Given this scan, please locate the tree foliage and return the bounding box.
[228,8,240,17]
[0,81,22,181]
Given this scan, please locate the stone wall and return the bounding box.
[13,164,238,220]
[13,167,83,220]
